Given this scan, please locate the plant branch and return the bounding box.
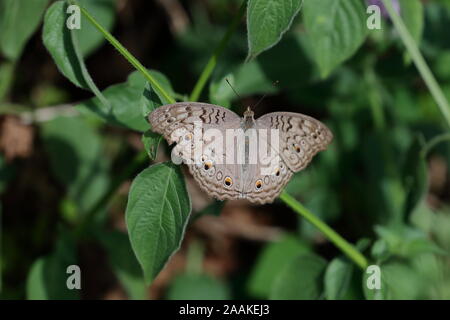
[189,1,247,101]
[279,191,369,270]
[382,0,450,128]
[69,0,175,104]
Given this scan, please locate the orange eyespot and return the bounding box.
[295,146,301,152]
[255,180,263,189]
[224,176,233,187]
[204,160,213,170]
[275,168,280,176]
[184,133,192,141]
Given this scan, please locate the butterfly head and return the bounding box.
[243,106,254,119]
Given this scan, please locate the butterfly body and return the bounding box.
[149,102,332,204]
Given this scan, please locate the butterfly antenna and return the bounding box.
[225,78,242,101]
[252,80,279,110]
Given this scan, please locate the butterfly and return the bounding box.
[148,102,333,204]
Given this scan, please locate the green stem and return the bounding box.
[421,132,450,157]
[189,1,247,101]
[69,0,175,104]
[279,191,369,270]
[382,0,450,128]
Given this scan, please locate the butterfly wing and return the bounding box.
[255,112,333,173]
[239,125,293,204]
[240,112,332,204]
[148,102,244,201]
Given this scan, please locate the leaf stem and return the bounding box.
[69,0,175,104]
[382,0,450,128]
[421,132,450,157]
[189,1,247,101]
[279,191,369,270]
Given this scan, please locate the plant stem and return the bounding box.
[382,0,450,128]
[69,0,175,104]
[421,132,450,157]
[189,1,247,101]
[279,191,369,270]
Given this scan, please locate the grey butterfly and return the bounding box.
[148,102,333,204]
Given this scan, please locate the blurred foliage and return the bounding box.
[0,0,450,300]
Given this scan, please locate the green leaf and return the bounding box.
[0,0,49,60]
[97,231,147,300]
[270,253,327,300]
[399,0,424,63]
[26,235,79,300]
[324,257,354,300]
[210,34,316,105]
[43,1,108,106]
[41,116,110,214]
[247,235,310,298]
[303,0,368,78]
[247,0,303,60]
[76,0,116,57]
[209,74,235,108]
[166,274,230,300]
[375,225,446,258]
[363,261,424,300]
[126,162,191,284]
[324,239,369,300]
[0,62,15,101]
[76,70,174,132]
[142,131,161,161]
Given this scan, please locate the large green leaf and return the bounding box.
[126,162,191,284]
[270,253,327,300]
[166,274,230,300]
[26,236,79,300]
[247,235,310,298]
[363,261,424,300]
[76,0,116,57]
[375,225,446,259]
[41,116,110,215]
[247,0,303,60]
[324,239,370,300]
[0,0,49,60]
[43,1,108,106]
[324,257,354,300]
[76,70,174,132]
[96,231,147,299]
[303,0,368,78]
